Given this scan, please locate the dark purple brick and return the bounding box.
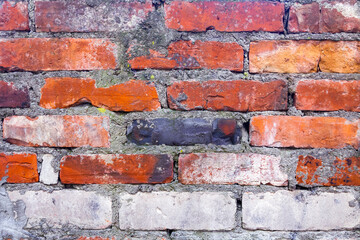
[127,118,242,146]
[0,81,29,108]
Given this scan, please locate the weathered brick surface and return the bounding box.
[60,154,173,184]
[0,38,117,71]
[40,78,160,111]
[242,191,360,230]
[0,81,29,108]
[249,40,320,73]
[40,154,58,185]
[7,190,112,229]
[295,80,360,112]
[0,1,29,31]
[289,1,360,33]
[0,153,38,183]
[296,155,360,186]
[35,0,153,32]
[77,238,114,240]
[319,41,360,73]
[119,192,236,230]
[167,80,287,111]
[250,116,359,149]
[127,118,241,145]
[165,1,284,32]
[178,153,288,186]
[3,115,110,147]
[129,40,244,71]
[289,3,320,33]
[321,0,360,33]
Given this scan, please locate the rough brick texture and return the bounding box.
[3,115,110,147]
[0,81,29,108]
[167,80,287,111]
[179,153,288,186]
[0,153,38,183]
[119,192,236,230]
[250,116,359,149]
[249,40,320,73]
[250,40,359,73]
[127,118,241,145]
[319,41,360,73]
[40,78,160,111]
[290,1,360,33]
[165,1,284,32]
[243,191,360,230]
[129,40,244,71]
[60,154,173,184]
[296,155,360,186]
[0,38,117,71]
[0,1,29,31]
[295,80,360,112]
[35,0,154,32]
[7,190,112,229]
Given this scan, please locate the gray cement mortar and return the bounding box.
[0,0,359,239]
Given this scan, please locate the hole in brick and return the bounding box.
[64,184,75,189]
[166,229,174,237]
[243,121,250,134]
[206,26,215,31]
[236,199,242,210]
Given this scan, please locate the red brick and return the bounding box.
[167,80,287,111]
[250,116,359,149]
[320,0,360,33]
[165,1,284,32]
[0,38,117,71]
[295,80,360,112]
[0,1,29,31]
[35,0,154,32]
[319,41,360,73]
[249,40,320,73]
[60,154,173,184]
[3,115,110,147]
[179,153,288,186]
[40,78,160,111]
[129,40,244,71]
[0,153,38,183]
[296,155,360,186]
[289,3,320,33]
[0,81,29,108]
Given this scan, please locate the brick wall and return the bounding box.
[0,0,359,239]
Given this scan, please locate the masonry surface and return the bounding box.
[0,0,359,239]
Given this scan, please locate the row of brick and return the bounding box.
[2,78,360,112]
[2,152,359,186]
[0,39,359,73]
[5,190,360,230]
[2,0,359,33]
[2,115,360,149]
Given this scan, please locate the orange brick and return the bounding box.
[167,80,287,111]
[0,38,117,71]
[250,116,359,149]
[60,154,173,184]
[0,153,38,183]
[296,155,360,186]
[3,115,110,147]
[165,1,284,32]
[295,80,360,112]
[0,1,29,31]
[40,78,160,111]
[319,41,360,73]
[129,40,243,71]
[249,40,320,73]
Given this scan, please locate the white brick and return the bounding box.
[179,153,288,186]
[119,192,236,230]
[242,190,360,230]
[40,154,58,185]
[8,190,112,229]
